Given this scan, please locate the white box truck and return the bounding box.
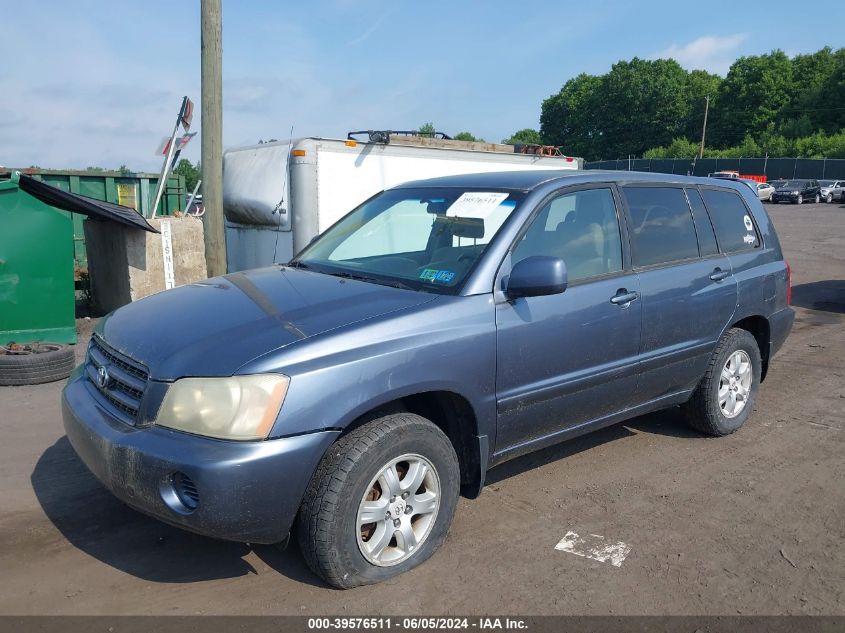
[222,133,582,272]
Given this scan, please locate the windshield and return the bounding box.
[291,187,525,294]
[779,180,807,188]
[819,180,834,187]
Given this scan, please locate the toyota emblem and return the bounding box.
[96,365,110,389]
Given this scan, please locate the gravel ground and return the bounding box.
[0,202,843,615]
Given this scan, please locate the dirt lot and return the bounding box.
[0,202,843,616]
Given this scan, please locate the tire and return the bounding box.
[681,328,762,437]
[826,193,833,203]
[297,413,460,588]
[814,193,820,204]
[770,198,778,204]
[0,343,76,386]
[796,194,803,205]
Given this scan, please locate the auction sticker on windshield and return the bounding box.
[446,192,510,219]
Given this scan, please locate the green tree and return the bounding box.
[417,122,436,136]
[710,51,793,148]
[174,158,200,192]
[786,47,838,131]
[816,48,845,133]
[454,131,484,142]
[502,128,542,145]
[597,58,689,159]
[541,73,602,159]
[643,138,700,159]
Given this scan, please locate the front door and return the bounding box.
[494,186,642,454]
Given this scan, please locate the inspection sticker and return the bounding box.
[446,192,509,219]
[555,530,631,567]
[419,269,456,283]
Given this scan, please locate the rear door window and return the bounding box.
[700,189,760,252]
[622,186,700,267]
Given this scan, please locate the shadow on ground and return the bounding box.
[31,436,327,587]
[486,407,700,486]
[791,280,845,314]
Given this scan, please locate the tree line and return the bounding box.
[497,47,845,161]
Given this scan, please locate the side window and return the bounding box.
[684,188,719,256]
[700,189,760,252]
[622,186,700,267]
[512,188,623,283]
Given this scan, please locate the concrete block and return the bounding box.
[84,217,207,314]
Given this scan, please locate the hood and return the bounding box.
[99,266,438,380]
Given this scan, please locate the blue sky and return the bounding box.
[1,0,841,171]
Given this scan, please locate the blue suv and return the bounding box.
[62,170,793,587]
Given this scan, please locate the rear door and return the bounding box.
[620,184,738,401]
[494,185,642,453]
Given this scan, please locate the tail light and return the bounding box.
[785,260,792,305]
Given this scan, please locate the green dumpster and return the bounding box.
[0,172,76,344]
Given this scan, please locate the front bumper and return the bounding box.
[772,193,799,202]
[62,369,339,544]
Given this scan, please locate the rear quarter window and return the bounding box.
[700,189,760,253]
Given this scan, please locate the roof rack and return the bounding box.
[347,130,453,144]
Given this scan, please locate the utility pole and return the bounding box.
[201,0,225,278]
[699,95,710,159]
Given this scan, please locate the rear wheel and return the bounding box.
[682,328,761,437]
[297,413,460,588]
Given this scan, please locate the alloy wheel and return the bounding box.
[356,454,441,566]
[718,350,752,419]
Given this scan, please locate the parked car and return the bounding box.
[745,180,775,201]
[63,171,794,588]
[770,179,821,204]
[818,180,845,203]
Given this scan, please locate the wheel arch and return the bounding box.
[338,390,487,499]
[729,315,771,381]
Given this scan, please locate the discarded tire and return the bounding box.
[0,343,76,386]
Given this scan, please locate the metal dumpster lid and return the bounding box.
[17,174,159,233]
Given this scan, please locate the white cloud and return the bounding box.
[653,34,748,75]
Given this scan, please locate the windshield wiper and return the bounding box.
[287,260,310,269]
[325,270,414,291]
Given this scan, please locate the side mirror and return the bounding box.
[505,256,568,299]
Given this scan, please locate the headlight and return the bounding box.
[156,374,290,440]
[792,191,799,195]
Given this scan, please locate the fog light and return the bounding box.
[161,471,200,514]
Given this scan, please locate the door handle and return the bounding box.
[610,289,639,305]
[709,268,730,282]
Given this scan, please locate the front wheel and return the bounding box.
[826,193,833,203]
[814,193,820,204]
[681,328,762,437]
[297,413,460,588]
[796,194,803,205]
